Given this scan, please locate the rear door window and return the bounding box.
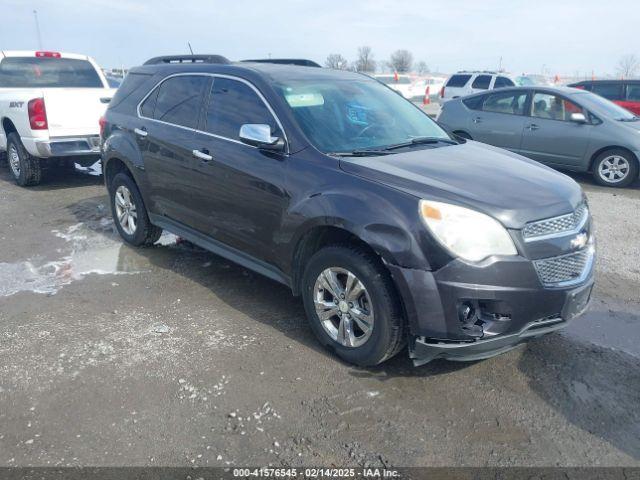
[0,57,103,88]
[446,74,472,87]
[151,75,209,129]
[471,75,492,90]
[626,83,640,101]
[482,91,527,115]
[591,83,623,101]
[494,76,515,88]
[205,77,280,140]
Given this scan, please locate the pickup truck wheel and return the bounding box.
[109,172,162,246]
[301,245,406,366]
[593,149,638,188]
[7,132,42,186]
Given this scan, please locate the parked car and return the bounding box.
[0,50,116,185]
[437,86,640,187]
[101,55,594,366]
[568,79,640,116]
[439,71,516,103]
[374,74,414,98]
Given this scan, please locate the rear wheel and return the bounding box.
[6,132,42,186]
[301,245,406,366]
[109,172,162,246]
[592,149,638,188]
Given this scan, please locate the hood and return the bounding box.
[339,141,583,229]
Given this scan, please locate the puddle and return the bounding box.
[0,220,148,297]
[561,298,640,359]
[74,161,102,176]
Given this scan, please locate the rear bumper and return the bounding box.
[25,136,101,158]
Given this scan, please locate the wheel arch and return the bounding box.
[1,117,18,136]
[588,145,639,172]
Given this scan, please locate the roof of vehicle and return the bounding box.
[569,79,640,85]
[0,50,92,61]
[454,85,587,99]
[132,59,369,83]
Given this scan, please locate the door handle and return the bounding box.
[527,124,540,131]
[192,149,213,162]
[134,127,148,137]
[472,117,482,123]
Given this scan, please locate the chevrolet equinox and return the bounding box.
[101,55,595,366]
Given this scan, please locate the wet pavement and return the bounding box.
[0,166,639,467]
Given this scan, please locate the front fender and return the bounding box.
[288,186,431,271]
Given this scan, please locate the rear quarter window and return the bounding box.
[446,74,472,88]
[108,72,154,111]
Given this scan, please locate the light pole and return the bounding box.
[33,10,43,50]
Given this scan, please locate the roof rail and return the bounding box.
[143,55,231,65]
[457,70,498,74]
[242,58,321,68]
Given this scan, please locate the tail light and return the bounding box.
[99,115,107,139]
[28,98,48,130]
[440,86,445,98]
[35,51,61,58]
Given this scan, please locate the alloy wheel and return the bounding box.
[598,155,630,184]
[313,267,374,348]
[8,144,20,178]
[114,185,138,235]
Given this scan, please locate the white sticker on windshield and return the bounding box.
[285,92,325,108]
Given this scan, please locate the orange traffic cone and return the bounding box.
[423,86,431,106]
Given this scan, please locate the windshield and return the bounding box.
[0,57,104,88]
[275,78,451,154]
[579,91,637,120]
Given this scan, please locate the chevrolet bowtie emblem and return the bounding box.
[571,232,589,249]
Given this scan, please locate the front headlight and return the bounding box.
[419,200,517,262]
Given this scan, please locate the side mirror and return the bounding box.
[570,112,587,124]
[239,124,285,152]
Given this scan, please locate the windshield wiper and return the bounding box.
[618,116,640,122]
[328,149,393,157]
[377,136,459,151]
[328,136,458,157]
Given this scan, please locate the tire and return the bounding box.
[592,149,638,188]
[6,132,43,186]
[301,245,406,366]
[108,172,162,246]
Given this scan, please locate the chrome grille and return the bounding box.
[534,247,594,287]
[523,203,588,241]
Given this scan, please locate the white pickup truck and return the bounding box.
[0,50,116,186]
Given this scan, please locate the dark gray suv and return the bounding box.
[101,55,595,366]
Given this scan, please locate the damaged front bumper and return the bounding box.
[388,252,594,366]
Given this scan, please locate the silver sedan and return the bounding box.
[437,86,640,187]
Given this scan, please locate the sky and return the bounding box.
[1,0,637,77]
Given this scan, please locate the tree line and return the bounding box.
[325,46,429,74]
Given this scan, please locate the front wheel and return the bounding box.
[109,172,162,246]
[301,245,406,366]
[592,149,638,188]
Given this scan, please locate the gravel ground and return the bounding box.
[0,164,639,468]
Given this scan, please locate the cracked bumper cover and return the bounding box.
[387,254,594,365]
